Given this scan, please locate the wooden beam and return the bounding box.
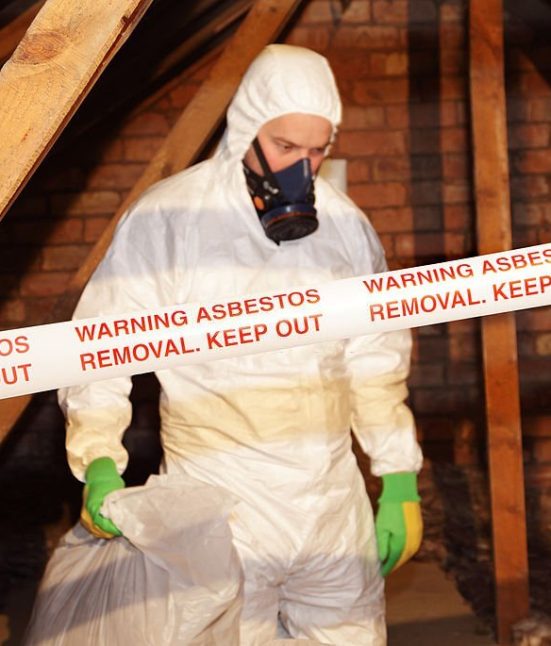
[0,1,46,64]
[0,0,305,441]
[469,0,530,643]
[0,0,155,221]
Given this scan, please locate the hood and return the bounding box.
[217,44,342,164]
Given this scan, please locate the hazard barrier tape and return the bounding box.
[0,243,549,400]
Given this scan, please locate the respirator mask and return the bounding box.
[243,138,318,243]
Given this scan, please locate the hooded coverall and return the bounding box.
[59,44,423,645]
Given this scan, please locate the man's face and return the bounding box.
[243,113,333,175]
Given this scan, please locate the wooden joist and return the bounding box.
[469,0,530,642]
[0,0,305,440]
[0,1,46,64]
[0,0,155,221]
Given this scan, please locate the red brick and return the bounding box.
[385,105,409,128]
[443,181,471,204]
[23,297,59,327]
[347,159,371,182]
[513,228,541,248]
[440,48,466,75]
[42,245,91,271]
[531,439,551,464]
[0,299,26,325]
[84,217,111,243]
[409,129,439,154]
[407,103,443,128]
[444,232,470,257]
[441,3,464,22]
[337,130,407,156]
[341,106,385,130]
[169,82,201,109]
[506,48,536,73]
[512,203,551,226]
[123,137,165,162]
[517,72,551,98]
[446,362,479,386]
[86,163,145,190]
[536,334,551,356]
[372,0,437,24]
[332,26,402,50]
[52,191,121,216]
[444,203,471,232]
[93,138,125,164]
[395,232,446,258]
[301,0,339,23]
[121,112,171,137]
[506,99,532,123]
[529,99,551,122]
[285,26,331,51]
[440,23,466,49]
[341,0,372,23]
[517,306,551,331]
[20,272,72,297]
[410,180,442,205]
[325,52,371,80]
[414,206,443,230]
[515,150,551,174]
[369,207,413,232]
[450,334,480,362]
[353,78,409,104]
[377,233,395,258]
[371,157,410,181]
[369,52,408,76]
[511,176,549,199]
[443,154,469,180]
[438,76,467,101]
[440,101,467,126]
[441,127,468,152]
[348,182,407,208]
[409,362,445,387]
[413,387,480,415]
[509,124,550,150]
[46,219,84,244]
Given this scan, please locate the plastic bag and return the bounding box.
[24,474,243,645]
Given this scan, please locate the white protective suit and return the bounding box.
[59,45,423,645]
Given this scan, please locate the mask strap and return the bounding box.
[252,138,280,188]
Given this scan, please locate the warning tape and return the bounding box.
[0,243,549,400]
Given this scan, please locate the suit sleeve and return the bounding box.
[345,214,423,477]
[58,206,174,481]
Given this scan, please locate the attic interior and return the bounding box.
[0,0,550,644]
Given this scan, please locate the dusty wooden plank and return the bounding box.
[0,0,305,441]
[0,0,155,220]
[0,1,46,64]
[469,0,530,642]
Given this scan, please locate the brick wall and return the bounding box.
[0,0,550,465]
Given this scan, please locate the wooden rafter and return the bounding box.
[0,0,156,221]
[0,0,305,440]
[469,0,530,642]
[0,1,46,64]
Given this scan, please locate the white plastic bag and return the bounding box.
[24,474,243,645]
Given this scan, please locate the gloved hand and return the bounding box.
[375,471,423,577]
[80,457,125,539]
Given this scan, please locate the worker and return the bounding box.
[59,44,423,645]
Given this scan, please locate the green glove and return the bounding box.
[81,457,125,539]
[375,472,423,577]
